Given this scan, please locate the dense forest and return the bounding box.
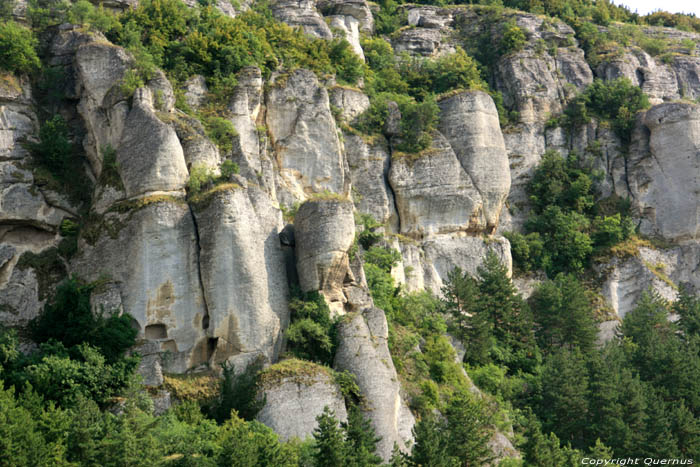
[1,0,700,465]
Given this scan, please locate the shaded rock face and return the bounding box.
[73,200,208,373]
[256,369,348,441]
[0,75,74,328]
[624,103,700,241]
[334,307,415,461]
[228,67,264,178]
[266,70,348,203]
[294,199,355,313]
[193,186,290,369]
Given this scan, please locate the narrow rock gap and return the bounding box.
[187,203,211,330]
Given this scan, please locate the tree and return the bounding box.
[674,286,700,339]
[0,21,40,75]
[531,274,597,353]
[539,348,590,448]
[440,267,491,365]
[444,390,494,466]
[313,407,348,467]
[342,406,382,467]
[476,252,536,370]
[408,414,452,467]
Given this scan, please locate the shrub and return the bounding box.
[219,159,239,178]
[206,360,265,423]
[186,164,216,194]
[29,277,137,363]
[202,116,237,154]
[285,290,337,365]
[500,20,527,55]
[0,21,40,75]
[27,115,73,178]
[364,247,401,272]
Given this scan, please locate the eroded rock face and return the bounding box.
[256,361,347,441]
[294,199,355,312]
[344,132,397,228]
[193,185,290,369]
[73,200,208,373]
[117,88,189,197]
[270,0,332,39]
[627,103,700,241]
[390,133,483,237]
[266,70,348,203]
[601,244,700,319]
[438,91,511,232]
[334,307,415,460]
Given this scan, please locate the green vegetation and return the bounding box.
[0,21,40,75]
[506,149,634,275]
[285,289,338,366]
[561,78,650,144]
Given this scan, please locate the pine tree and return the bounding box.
[312,407,348,467]
[444,390,494,466]
[441,267,491,365]
[539,348,590,448]
[342,406,382,467]
[674,285,700,338]
[531,273,597,354]
[408,413,452,467]
[476,251,536,370]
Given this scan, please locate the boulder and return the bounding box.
[270,0,332,39]
[294,199,355,312]
[257,359,348,441]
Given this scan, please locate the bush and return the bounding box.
[285,290,337,365]
[27,115,73,179]
[364,247,401,272]
[29,277,137,363]
[0,21,40,75]
[202,116,237,154]
[500,20,527,55]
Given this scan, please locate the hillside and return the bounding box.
[1,0,699,465]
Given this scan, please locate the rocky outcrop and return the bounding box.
[334,307,415,460]
[193,184,290,369]
[266,70,348,203]
[622,103,700,241]
[294,199,355,313]
[344,132,397,228]
[256,360,348,441]
[601,244,700,319]
[270,0,332,39]
[228,67,264,178]
[73,199,207,373]
[389,133,483,237]
[329,85,369,123]
[438,91,511,233]
[117,88,189,197]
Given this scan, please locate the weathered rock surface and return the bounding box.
[622,103,700,241]
[329,85,370,123]
[73,200,207,373]
[295,199,355,312]
[193,185,290,369]
[270,0,332,39]
[601,244,700,319]
[438,91,511,233]
[389,133,483,237]
[334,307,415,460]
[116,88,189,197]
[344,132,397,227]
[257,361,347,441]
[266,70,348,203]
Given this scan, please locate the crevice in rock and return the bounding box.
[384,153,401,233]
[187,203,211,331]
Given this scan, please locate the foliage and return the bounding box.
[312,406,382,467]
[509,150,634,274]
[530,273,597,354]
[206,360,265,423]
[285,289,337,366]
[563,78,650,144]
[364,246,401,272]
[29,277,137,363]
[500,20,527,55]
[27,115,73,179]
[202,116,237,154]
[0,21,40,75]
